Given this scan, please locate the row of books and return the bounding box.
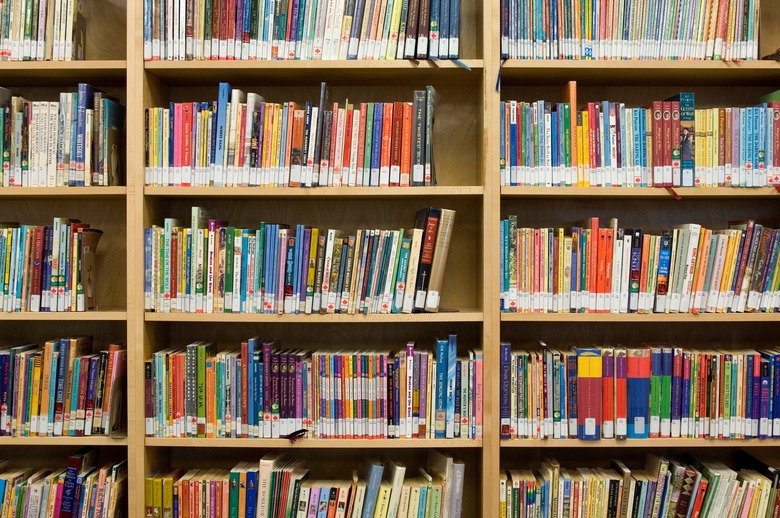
[499,0,760,61]
[499,95,780,188]
[0,0,86,61]
[0,85,126,188]
[145,336,483,439]
[145,450,464,518]
[499,217,780,315]
[0,450,126,518]
[500,344,780,441]
[144,206,456,315]
[143,0,461,61]
[0,338,126,438]
[0,219,103,313]
[500,453,780,518]
[144,82,438,188]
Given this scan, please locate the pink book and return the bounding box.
[173,103,183,186]
[474,349,483,438]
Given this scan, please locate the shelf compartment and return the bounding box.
[0,187,127,199]
[146,186,484,199]
[145,59,484,85]
[498,60,780,86]
[147,437,481,448]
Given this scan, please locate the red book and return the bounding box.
[181,103,193,186]
[671,100,681,186]
[596,228,607,313]
[390,101,404,186]
[342,109,353,185]
[615,348,628,439]
[662,101,673,186]
[379,103,393,186]
[576,348,602,440]
[400,102,413,186]
[602,348,615,438]
[603,228,614,313]
[30,225,45,312]
[690,476,709,518]
[240,341,249,438]
[356,104,368,186]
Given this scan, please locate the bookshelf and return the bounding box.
[2,0,779,515]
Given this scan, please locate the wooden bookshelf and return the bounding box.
[3,0,775,513]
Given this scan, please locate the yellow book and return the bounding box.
[581,109,590,186]
[557,227,565,311]
[717,229,740,312]
[39,340,57,437]
[29,353,42,436]
[152,472,163,518]
[373,481,392,518]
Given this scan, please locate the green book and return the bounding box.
[649,347,662,437]
[228,465,240,518]
[660,347,672,437]
[761,89,780,103]
[196,343,215,438]
[224,227,235,313]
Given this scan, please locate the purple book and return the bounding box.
[419,350,429,438]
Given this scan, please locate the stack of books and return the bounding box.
[500,0,760,60]
[1,85,126,188]
[0,218,104,313]
[501,454,780,518]
[145,335,483,440]
[501,343,780,441]
[143,0,461,60]
[145,82,438,188]
[499,216,780,315]
[0,338,126,438]
[0,0,87,61]
[145,206,456,314]
[145,451,465,518]
[0,451,127,518]
[499,94,780,188]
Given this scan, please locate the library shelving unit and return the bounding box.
[494,6,780,518]
[7,0,778,515]
[0,0,129,497]
[126,0,491,516]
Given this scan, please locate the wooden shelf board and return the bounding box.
[502,438,780,448]
[499,60,780,85]
[0,309,127,321]
[0,60,127,85]
[144,59,484,85]
[145,186,483,198]
[0,435,127,446]
[147,438,481,448]
[501,312,780,322]
[145,309,483,323]
[501,186,780,199]
[0,187,126,199]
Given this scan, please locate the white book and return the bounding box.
[385,458,407,518]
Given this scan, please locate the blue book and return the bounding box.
[417,479,428,518]
[253,351,262,434]
[391,237,411,313]
[293,224,305,312]
[361,458,384,518]
[434,338,448,438]
[499,219,506,310]
[370,102,383,186]
[214,83,231,186]
[144,228,152,310]
[429,0,440,59]
[74,84,95,186]
[247,337,258,435]
[439,0,449,58]
[761,357,771,438]
[499,342,511,439]
[627,348,650,438]
[445,333,457,438]
[245,467,259,517]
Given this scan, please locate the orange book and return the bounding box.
[400,103,413,187]
[379,103,394,186]
[284,102,297,186]
[390,101,404,186]
[596,228,608,313]
[691,228,712,314]
[580,217,599,312]
[289,109,305,187]
[638,234,651,314]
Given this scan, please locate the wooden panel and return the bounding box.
[0,320,126,347]
[85,0,127,60]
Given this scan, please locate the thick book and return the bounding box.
[576,348,602,440]
[412,207,440,312]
